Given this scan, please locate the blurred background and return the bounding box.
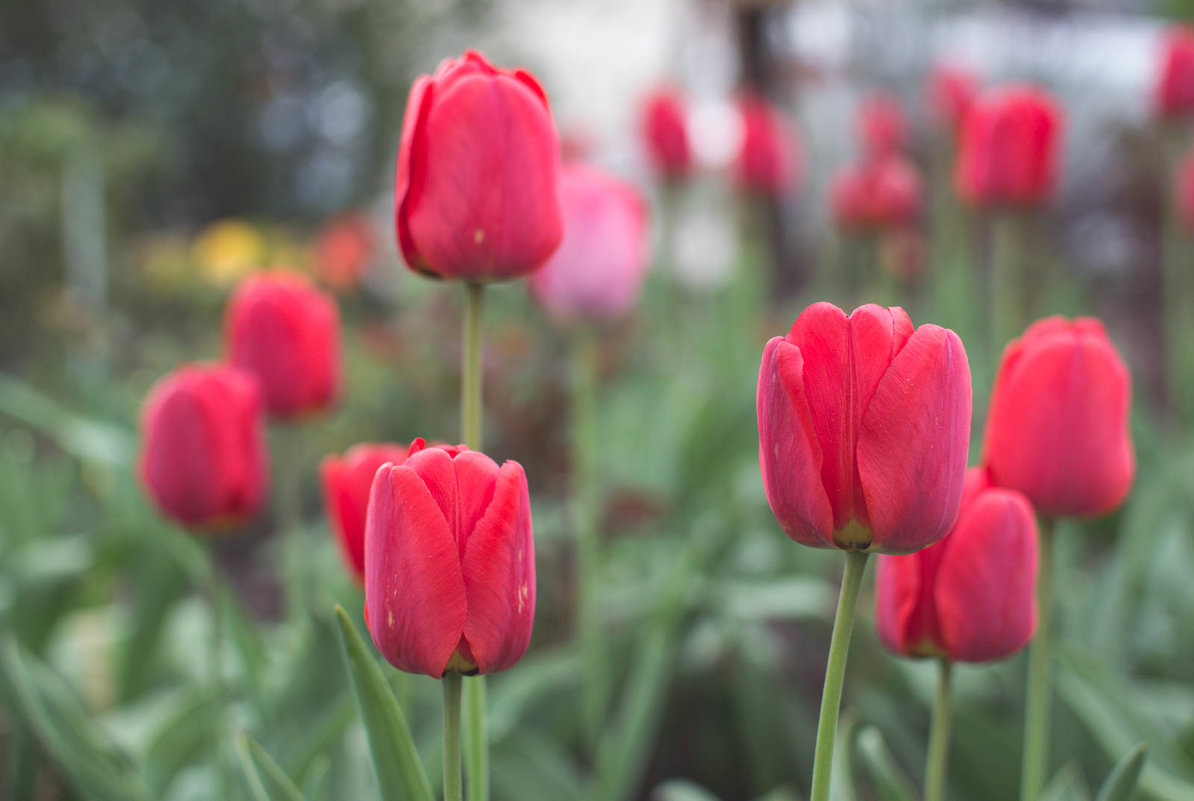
[4,0,1194,800]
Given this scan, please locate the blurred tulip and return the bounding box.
[640,87,694,180]
[876,467,1038,662]
[225,270,341,419]
[859,92,907,159]
[528,164,650,324]
[1176,148,1194,229]
[955,87,1062,208]
[314,213,374,292]
[139,363,268,530]
[927,64,978,134]
[757,303,972,553]
[366,443,535,677]
[829,155,923,232]
[191,219,265,286]
[394,50,563,282]
[1156,27,1194,119]
[733,93,800,197]
[983,317,1134,518]
[321,441,421,584]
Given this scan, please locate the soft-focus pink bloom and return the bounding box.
[1156,27,1194,119]
[314,214,374,292]
[955,86,1062,208]
[859,92,907,159]
[1176,149,1194,229]
[830,156,923,232]
[640,87,694,180]
[928,64,978,133]
[733,93,801,197]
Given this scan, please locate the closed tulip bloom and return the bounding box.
[321,440,421,584]
[640,87,694,180]
[366,443,535,677]
[757,303,972,553]
[955,87,1062,208]
[1156,27,1194,119]
[859,92,907,159]
[876,468,1038,662]
[528,164,650,324]
[139,363,268,530]
[394,50,564,282]
[928,64,978,133]
[829,156,923,232]
[983,317,1134,518]
[734,94,800,197]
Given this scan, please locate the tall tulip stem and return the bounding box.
[991,213,1023,360]
[1021,517,1055,801]
[206,547,227,797]
[278,425,306,622]
[810,549,870,801]
[924,658,953,801]
[460,280,489,801]
[443,673,464,801]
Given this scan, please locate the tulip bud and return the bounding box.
[876,468,1038,662]
[829,156,923,233]
[139,363,268,530]
[927,64,978,134]
[366,443,535,677]
[528,164,650,324]
[757,303,972,554]
[225,270,341,420]
[321,440,422,584]
[982,316,1134,518]
[640,87,694,181]
[954,86,1062,208]
[394,50,564,282]
[733,93,801,197]
[1156,27,1194,119]
[858,92,907,160]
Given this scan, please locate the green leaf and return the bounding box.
[651,779,724,801]
[1040,764,1090,801]
[235,733,307,801]
[333,605,434,801]
[856,727,918,801]
[1096,744,1149,801]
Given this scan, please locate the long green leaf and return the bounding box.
[236,733,307,801]
[333,605,434,801]
[651,779,723,801]
[856,727,917,801]
[1097,744,1149,801]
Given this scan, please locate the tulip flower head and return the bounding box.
[928,63,978,134]
[859,92,907,160]
[876,468,1038,662]
[983,316,1134,518]
[314,213,374,292]
[829,156,923,233]
[322,440,423,584]
[528,163,650,324]
[225,270,341,420]
[955,86,1062,208]
[733,93,801,197]
[1156,27,1194,119]
[757,303,972,554]
[640,87,694,181]
[366,442,535,678]
[139,363,268,531]
[394,50,564,282]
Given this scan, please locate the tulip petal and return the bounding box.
[858,325,971,553]
[874,543,947,657]
[756,336,834,546]
[395,75,435,274]
[461,462,535,674]
[365,464,467,677]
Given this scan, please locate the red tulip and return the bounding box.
[366,443,535,677]
[321,440,421,584]
[733,94,800,197]
[640,87,694,180]
[757,303,972,553]
[139,363,268,530]
[528,163,650,324]
[954,86,1062,208]
[983,317,1134,518]
[394,50,563,282]
[876,467,1038,662]
[1176,148,1194,229]
[314,213,374,292]
[927,64,978,134]
[829,155,923,232]
[225,270,341,420]
[1156,27,1194,119]
[859,92,907,159]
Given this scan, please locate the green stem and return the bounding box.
[990,213,1023,362]
[206,547,227,797]
[810,550,870,801]
[1020,517,1055,801]
[460,281,488,801]
[1162,128,1193,422]
[924,659,953,801]
[443,673,463,801]
[278,425,306,622]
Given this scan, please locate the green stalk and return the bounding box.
[1020,517,1056,801]
[1161,127,1194,422]
[924,659,953,801]
[277,425,306,622]
[990,213,1023,362]
[443,673,464,801]
[809,550,870,801]
[460,281,489,801]
[206,547,227,797]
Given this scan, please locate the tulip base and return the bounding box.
[1020,517,1055,801]
[809,549,870,801]
[924,658,953,801]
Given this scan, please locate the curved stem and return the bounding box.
[809,550,870,801]
[442,673,463,801]
[1020,517,1055,801]
[924,659,953,801]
